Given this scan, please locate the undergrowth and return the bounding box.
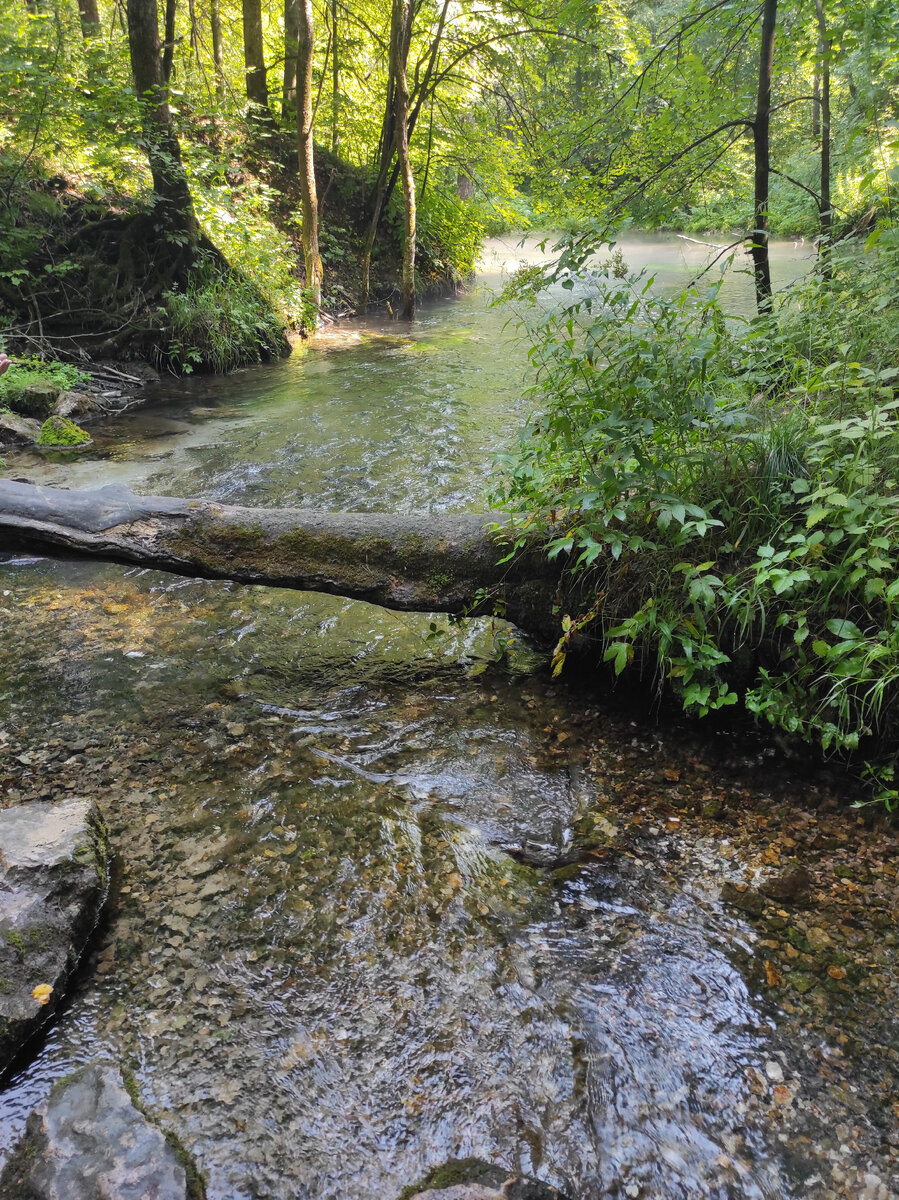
[493,225,899,807]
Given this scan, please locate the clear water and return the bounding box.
[1,235,855,1200]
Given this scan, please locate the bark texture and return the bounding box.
[749,0,777,313]
[242,0,270,117]
[391,0,416,319]
[282,0,299,122]
[126,0,198,242]
[296,0,323,312]
[76,0,101,37]
[0,482,562,640]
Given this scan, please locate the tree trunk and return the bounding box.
[390,0,415,319]
[210,0,225,98]
[814,0,832,277]
[76,0,102,37]
[749,0,777,314]
[0,481,561,641]
[242,0,270,120]
[126,0,198,243]
[282,0,299,123]
[161,0,176,83]
[297,0,323,313]
[330,0,339,152]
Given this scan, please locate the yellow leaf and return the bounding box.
[764,960,782,988]
[31,983,53,1005]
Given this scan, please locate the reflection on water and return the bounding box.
[0,234,830,1199]
[0,560,790,1199]
[7,233,814,507]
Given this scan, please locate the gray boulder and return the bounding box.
[53,390,104,420]
[0,1064,204,1199]
[0,410,41,446]
[0,799,108,1071]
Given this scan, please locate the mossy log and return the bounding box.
[0,481,563,639]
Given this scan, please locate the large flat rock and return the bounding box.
[0,799,108,1073]
[0,1064,203,1199]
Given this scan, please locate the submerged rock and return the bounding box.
[0,409,41,446]
[720,879,766,917]
[400,1159,569,1200]
[0,799,108,1073]
[0,1064,204,1199]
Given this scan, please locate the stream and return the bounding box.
[1,234,897,1200]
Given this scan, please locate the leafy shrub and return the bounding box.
[417,188,484,285]
[493,227,899,805]
[159,261,287,374]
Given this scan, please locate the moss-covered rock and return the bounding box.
[37,416,91,446]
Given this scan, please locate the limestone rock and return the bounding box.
[0,799,108,1072]
[0,409,40,446]
[53,390,104,420]
[0,1064,203,1199]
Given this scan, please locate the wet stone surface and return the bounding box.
[0,798,107,1073]
[0,561,895,1199]
[0,1064,200,1199]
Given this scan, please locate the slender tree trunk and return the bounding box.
[126,0,198,243]
[391,0,416,319]
[297,0,323,314]
[359,81,397,310]
[330,0,339,152]
[812,65,820,141]
[242,0,270,120]
[749,0,777,314]
[282,0,299,123]
[162,0,176,83]
[76,0,102,37]
[210,0,225,98]
[814,0,832,277]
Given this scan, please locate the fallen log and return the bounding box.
[0,481,563,639]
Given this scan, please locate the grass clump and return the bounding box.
[159,259,288,374]
[494,224,899,806]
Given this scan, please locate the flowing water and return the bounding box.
[2,235,894,1200]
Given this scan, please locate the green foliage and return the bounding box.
[37,416,90,446]
[494,227,899,805]
[0,359,90,417]
[417,188,484,286]
[159,260,286,374]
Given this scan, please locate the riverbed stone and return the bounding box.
[400,1159,569,1200]
[0,799,108,1073]
[53,389,104,419]
[0,409,41,446]
[0,1064,203,1199]
[720,880,766,916]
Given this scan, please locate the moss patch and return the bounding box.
[37,416,90,446]
[397,1158,508,1200]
